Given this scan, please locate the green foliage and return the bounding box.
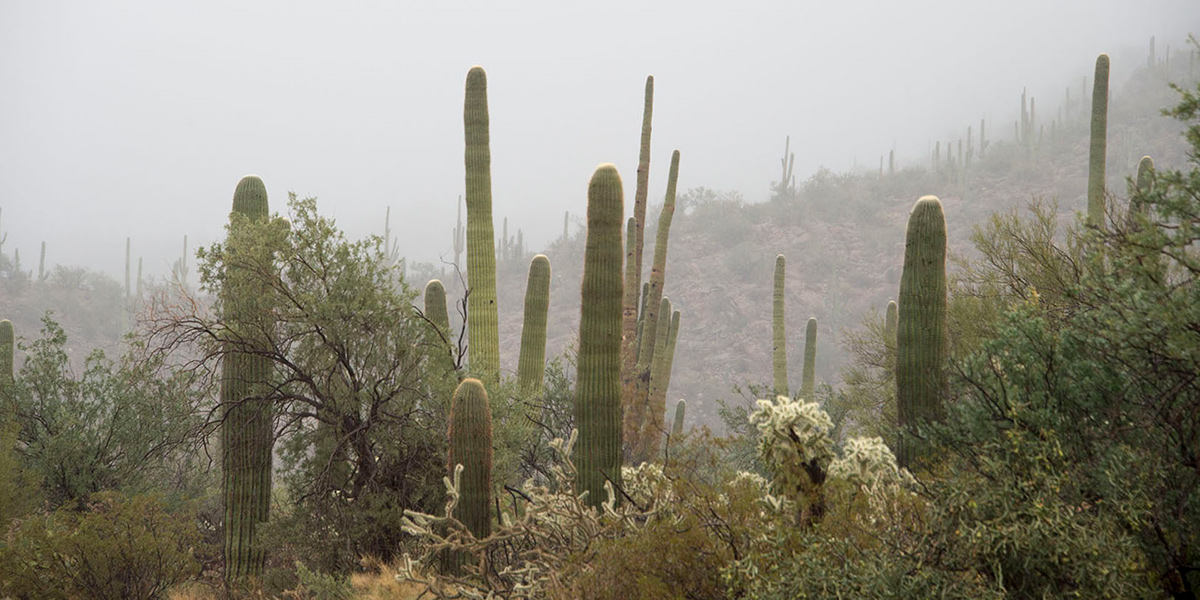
[576,164,624,508]
[0,492,205,600]
[10,315,204,508]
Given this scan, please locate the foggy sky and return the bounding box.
[1,1,1197,282]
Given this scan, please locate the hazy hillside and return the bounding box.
[459,54,1198,430]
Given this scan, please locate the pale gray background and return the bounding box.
[2,1,1197,280]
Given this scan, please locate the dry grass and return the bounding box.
[350,557,431,600]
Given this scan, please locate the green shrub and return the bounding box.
[0,491,204,600]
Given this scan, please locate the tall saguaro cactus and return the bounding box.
[447,378,493,540]
[772,254,788,397]
[622,76,655,439]
[221,175,275,582]
[1088,53,1110,228]
[800,317,818,400]
[671,399,686,438]
[896,196,949,469]
[576,164,624,508]
[464,66,500,384]
[518,255,552,395]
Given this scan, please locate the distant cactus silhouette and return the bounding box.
[1088,53,1110,228]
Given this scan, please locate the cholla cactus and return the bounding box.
[620,461,674,510]
[749,395,833,525]
[828,436,911,489]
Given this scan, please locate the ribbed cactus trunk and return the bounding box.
[884,300,898,372]
[517,255,551,396]
[625,150,679,459]
[635,297,672,463]
[576,164,624,508]
[1088,53,1110,229]
[772,254,788,397]
[621,76,655,453]
[1128,155,1155,224]
[1,319,13,383]
[425,279,451,341]
[800,317,817,400]
[896,196,949,469]
[464,66,500,384]
[447,378,493,539]
[221,175,275,583]
[671,399,686,438]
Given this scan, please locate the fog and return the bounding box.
[1,1,1197,281]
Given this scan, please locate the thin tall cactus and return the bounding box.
[1088,53,1110,228]
[622,76,655,443]
[896,197,949,469]
[576,164,624,508]
[464,66,500,384]
[517,255,551,396]
[0,319,13,383]
[671,399,686,438]
[772,254,788,397]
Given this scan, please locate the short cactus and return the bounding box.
[671,399,686,438]
[517,255,551,396]
[447,378,493,540]
[576,164,625,507]
[800,317,817,400]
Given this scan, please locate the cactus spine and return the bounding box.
[896,196,949,469]
[772,254,788,397]
[1088,53,1110,228]
[671,399,686,438]
[800,317,817,400]
[447,378,493,540]
[221,175,275,582]
[576,164,624,507]
[464,66,500,384]
[622,76,655,442]
[517,255,551,395]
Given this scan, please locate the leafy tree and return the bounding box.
[145,195,450,574]
[8,315,205,508]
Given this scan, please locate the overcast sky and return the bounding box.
[1,1,1197,281]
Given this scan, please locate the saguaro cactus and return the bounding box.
[772,254,788,397]
[671,399,686,438]
[896,196,949,469]
[464,66,500,384]
[447,378,493,540]
[626,151,680,457]
[622,76,655,442]
[518,255,552,395]
[1,319,13,383]
[1088,53,1110,228]
[884,300,898,372]
[636,297,673,462]
[800,317,817,400]
[1128,155,1155,223]
[221,175,275,582]
[576,164,624,508]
